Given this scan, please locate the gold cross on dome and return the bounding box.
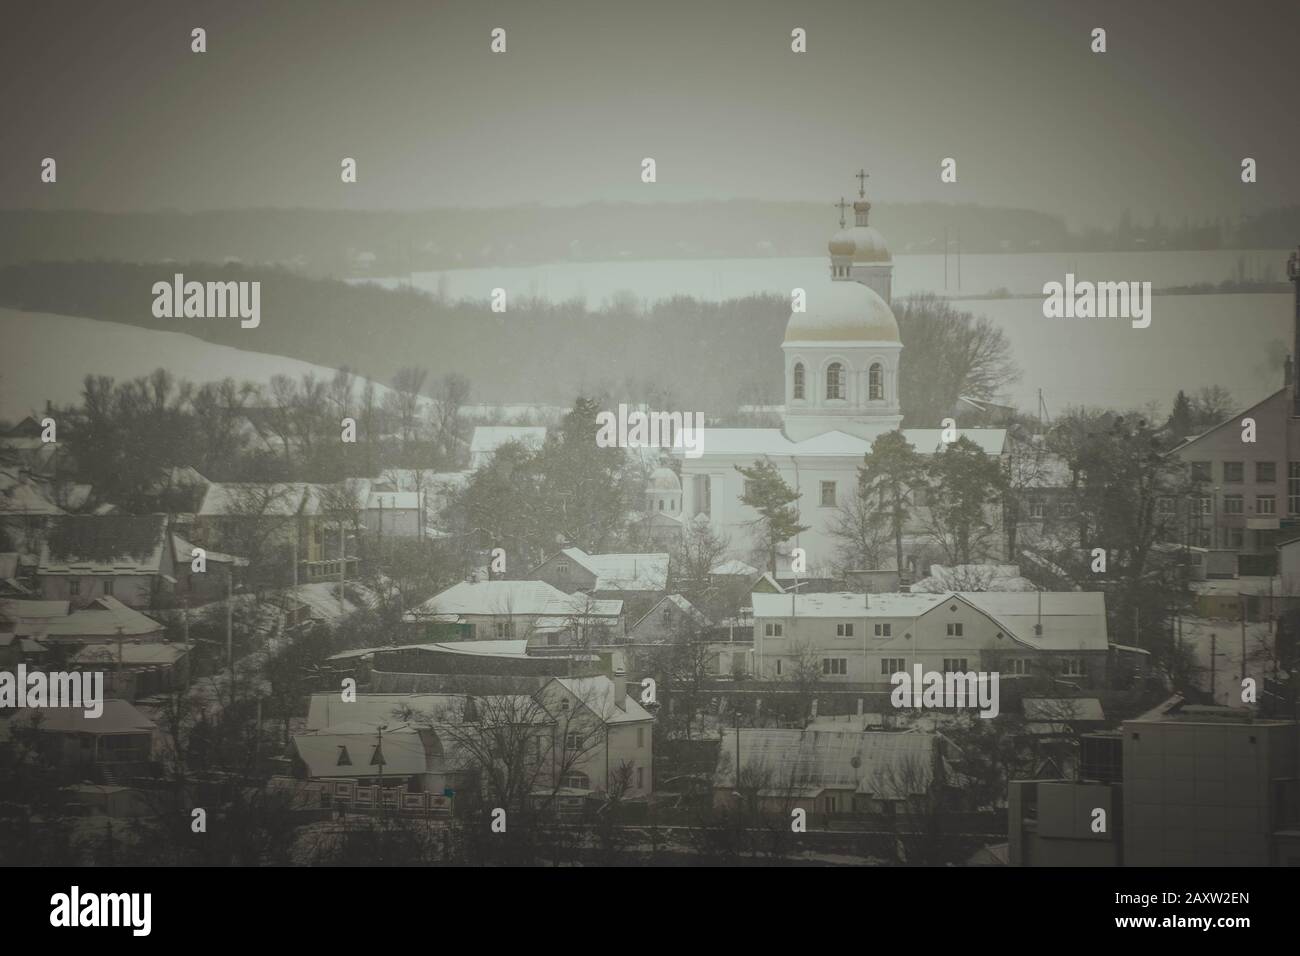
[855,168,869,198]
[834,197,849,228]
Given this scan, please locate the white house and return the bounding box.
[751,589,1111,688]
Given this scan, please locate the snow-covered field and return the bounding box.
[0,308,373,418]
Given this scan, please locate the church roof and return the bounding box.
[829,225,891,263]
[783,278,899,344]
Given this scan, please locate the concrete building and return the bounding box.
[1009,698,1300,866]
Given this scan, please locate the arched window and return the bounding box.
[826,363,844,400]
[868,363,883,400]
[792,363,805,400]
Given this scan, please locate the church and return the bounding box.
[672,174,1008,578]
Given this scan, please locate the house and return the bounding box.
[0,632,48,668]
[528,547,670,619]
[2,596,166,649]
[36,514,177,609]
[713,727,952,816]
[751,589,1111,688]
[194,481,366,581]
[535,675,655,798]
[627,594,711,643]
[290,692,472,798]
[469,425,547,470]
[0,699,156,783]
[406,580,624,647]
[72,641,192,698]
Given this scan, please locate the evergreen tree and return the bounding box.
[735,458,809,573]
[858,430,925,574]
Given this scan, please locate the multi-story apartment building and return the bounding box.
[751,589,1111,688]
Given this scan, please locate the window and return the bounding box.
[557,561,569,575]
[336,746,352,766]
[826,363,844,400]
[881,657,906,675]
[495,621,514,638]
[1029,499,1045,519]
[793,363,805,400]
[636,767,644,789]
[1008,659,1031,675]
[1060,658,1085,677]
[1290,462,1300,514]
[1156,497,1175,516]
[764,622,784,638]
[565,731,585,750]
[874,623,892,637]
[1223,461,1244,483]
[1223,495,1244,515]
[559,698,570,711]
[1190,461,1211,482]
[637,727,644,748]
[836,623,854,637]
[561,771,590,791]
[69,579,81,596]
[1257,495,1277,515]
[1227,527,1244,549]
[820,481,836,508]
[1256,461,1276,483]
[822,658,847,676]
[942,658,969,673]
[946,623,963,637]
[102,579,114,597]
[775,659,782,676]
[1197,495,1212,515]
[868,363,883,400]
[658,500,664,511]
[694,474,711,517]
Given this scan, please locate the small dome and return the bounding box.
[648,466,681,492]
[784,279,900,343]
[828,230,856,256]
[842,226,891,263]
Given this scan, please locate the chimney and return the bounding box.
[1290,246,1300,415]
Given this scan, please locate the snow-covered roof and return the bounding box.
[548,676,653,724]
[752,589,1109,652]
[0,699,155,737]
[327,639,530,662]
[292,727,431,778]
[711,559,760,577]
[559,548,670,591]
[305,692,464,731]
[38,514,172,574]
[33,597,165,640]
[783,277,898,344]
[72,642,191,666]
[408,580,623,621]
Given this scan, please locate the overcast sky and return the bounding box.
[3,0,1297,227]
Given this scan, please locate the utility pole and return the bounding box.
[1210,632,1217,701]
[1240,594,1248,688]
[339,519,346,615]
[226,570,234,691]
